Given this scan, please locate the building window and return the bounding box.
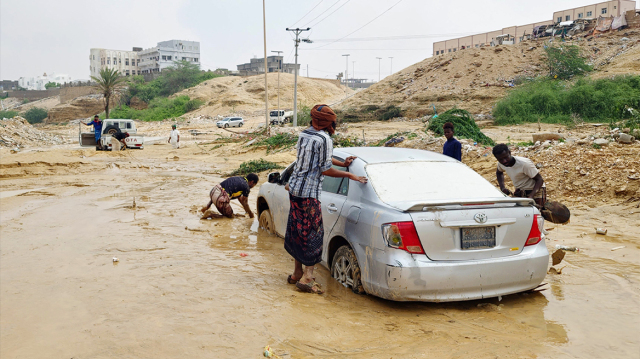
[162,55,167,60]
[93,55,95,60]
[167,56,172,60]
[126,71,130,76]
[578,13,583,18]
[193,58,198,62]
[602,7,607,14]
[195,46,199,50]
[453,48,456,52]
[107,59,110,64]
[557,17,562,23]
[182,57,187,60]
[565,15,570,21]
[448,49,452,53]
[125,59,129,66]
[614,6,616,9]
[137,59,140,65]
[587,11,592,16]
[475,44,479,48]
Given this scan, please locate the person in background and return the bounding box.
[201,174,259,219]
[492,144,546,207]
[168,124,180,148]
[442,122,462,161]
[84,115,103,150]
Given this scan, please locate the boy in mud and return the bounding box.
[442,122,461,161]
[492,144,546,207]
[201,174,259,219]
[83,115,103,150]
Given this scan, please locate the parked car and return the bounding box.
[79,119,144,150]
[216,117,244,128]
[256,147,549,302]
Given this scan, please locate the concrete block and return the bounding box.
[532,132,564,143]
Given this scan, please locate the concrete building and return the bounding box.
[18,73,72,90]
[90,47,142,79]
[138,40,200,74]
[0,80,19,91]
[237,56,300,76]
[433,0,637,55]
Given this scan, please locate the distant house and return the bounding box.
[18,73,71,90]
[0,80,18,91]
[237,56,300,76]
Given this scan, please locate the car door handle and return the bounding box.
[327,204,338,213]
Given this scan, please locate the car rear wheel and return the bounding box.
[239,122,243,127]
[258,209,273,234]
[332,245,365,294]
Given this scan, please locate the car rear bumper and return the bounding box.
[365,241,549,302]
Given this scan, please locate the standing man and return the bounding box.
[492,144,545,207]
[285,104,367,295]
[168,124,180,148]
[84,115,103,150]
[201,173,259,219]
[442,122,462,161]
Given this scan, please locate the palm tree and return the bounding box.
[91,68,126,119]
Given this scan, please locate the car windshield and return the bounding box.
[221,118,231,121]
[365,161,503,203]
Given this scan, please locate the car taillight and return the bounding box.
[525,214,544,246]
[381,222,425,254]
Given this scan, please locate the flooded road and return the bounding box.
[1,150,639,358]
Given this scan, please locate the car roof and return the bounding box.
[334,147,458,164]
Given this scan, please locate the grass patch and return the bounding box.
[493,76,640,125]
[0,110,19,119]
[428,109,495,146]
[253,132,298,153]
[229,159,283,176]
[516,141,534,147]
[333,135,364,148]
[373,131,414,147]
[110,95,198,121]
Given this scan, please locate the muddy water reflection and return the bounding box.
[1,168,637,359]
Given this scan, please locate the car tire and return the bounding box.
[331,245,366,294]
[103,125,121,136]
[258,209,274,234]
[239,122,243,127]
[224,124,229,128]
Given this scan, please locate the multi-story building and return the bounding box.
[90,47,142,79]
[138,40,200,74]
[0,80,18,91]
[89,40,200,77]
[18,73,72,90]
[236,56,300,76]
[433,0,637,55]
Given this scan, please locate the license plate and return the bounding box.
[461,227,496,250]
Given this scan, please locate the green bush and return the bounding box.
[110,95,193,121]
[184,99,203,113]
[380,105,402,121]
[229,159,283,176]
[23,107,48,124]
[544,44,592,80]
[296,104,312,127]
[0,110,19,119]
[493,76,640,125]
[428,109,495,146]
[253,132,298,153]
[333,135,364,147]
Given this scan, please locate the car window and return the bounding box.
[322,159,348,195]
[126,122,132,129]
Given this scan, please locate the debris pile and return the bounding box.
[0,117,65,148]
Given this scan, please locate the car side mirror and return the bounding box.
[268,172,280,184]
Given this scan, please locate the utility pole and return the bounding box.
[342,54,350,89]
[271,50,283,124]
[352,61,355,83]
[389,56,394,75]
[286,27,310,127]
[376,57,382,82]
[262,0,269,132]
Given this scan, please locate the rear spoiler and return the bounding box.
[386,197,535,212]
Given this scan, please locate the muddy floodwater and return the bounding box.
[1,145,639,359]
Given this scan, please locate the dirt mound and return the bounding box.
[47,95,106,123]
[0,117,65,148]
[339,31,640,117]
[175,73,352,117]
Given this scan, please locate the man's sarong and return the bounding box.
[284,194,324,266]
[209,184,233,218]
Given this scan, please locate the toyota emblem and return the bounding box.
[474,213,487,224]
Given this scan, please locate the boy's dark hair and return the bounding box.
[246,173,259,184]
[443,122,454,131]
[492,144,510,156]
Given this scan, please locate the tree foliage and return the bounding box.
[91,68,126,118]
[428,108,494,146]
[45,82,60,89]
[543,44,592,80]
[23,107,48,124]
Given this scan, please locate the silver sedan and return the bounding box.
[257,147,549,302]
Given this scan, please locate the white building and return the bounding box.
[18,73,72,90]
[89,47,142,79]
[138,40,200,74]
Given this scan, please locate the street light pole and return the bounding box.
[272,50,283,124]
[262,0,269,132]
[389,56,394,75]
[376,57,382,82]
[342,54,350,89]
[286,27,310,127]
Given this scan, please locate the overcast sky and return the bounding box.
[2,0,632,82]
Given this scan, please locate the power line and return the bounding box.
[302,0,343,27]
[290,0,324,28]
[311,32,481,42]
[303,48,431,51]
[310,0,404,49]
[308,0,352,28]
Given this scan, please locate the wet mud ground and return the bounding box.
[1,144,639,359]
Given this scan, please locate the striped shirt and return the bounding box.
[289,127,333,199]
